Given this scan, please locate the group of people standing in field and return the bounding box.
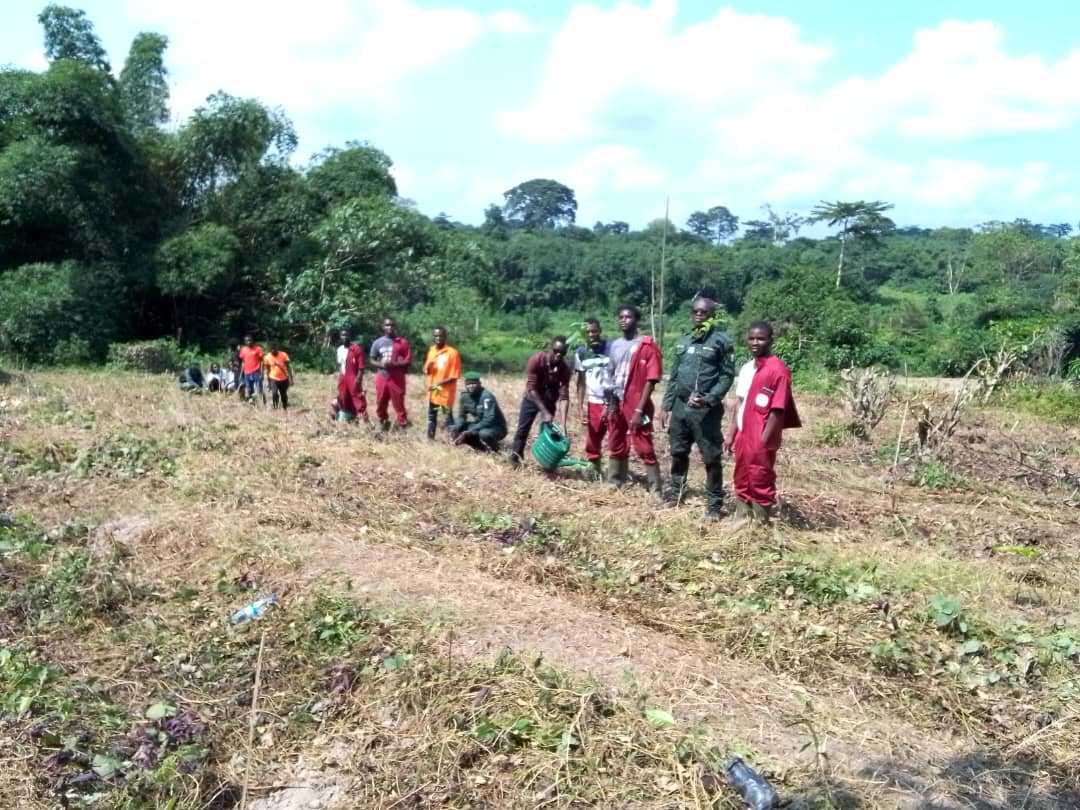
[178,334,294,409]
[332,297,800,527]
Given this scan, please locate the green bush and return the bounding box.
[0,261,122,364]
[996,382,1080,424]
[107,339,181,373]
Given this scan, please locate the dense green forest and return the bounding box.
[2,5,1078,380]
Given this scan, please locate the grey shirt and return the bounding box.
[370,336,394,378]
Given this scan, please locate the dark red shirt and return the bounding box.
[525,351,570,403]
[621,336,662,410]
[743,354,801,450]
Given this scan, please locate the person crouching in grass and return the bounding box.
[723,321,801,526]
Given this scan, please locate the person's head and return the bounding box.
[432,326,447,348]
[746,321,774,357]
[691,297,717,328]
[243,333,254,347]
[338,328,351,346]
[381,317,397,338]
[228,338,239,351]
[617,305,640,335]
[464,371,482,394]
[230,358,241,371]
[549,336,568,361]
[583,318,602,347]
[210,362,221,373]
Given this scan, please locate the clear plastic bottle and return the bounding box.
[725,756,779,810]
[229,594,277,625]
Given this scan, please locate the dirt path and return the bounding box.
[300,531,976,808]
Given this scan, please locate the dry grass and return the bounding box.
[1,368,1079,809]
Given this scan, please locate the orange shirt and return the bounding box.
[424,345,461,407]
[239,345,264,374]
[264,351,290,381]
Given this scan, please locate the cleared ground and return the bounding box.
[1,369,1077,809]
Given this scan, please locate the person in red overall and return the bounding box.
[724,321,801,526]
[370,317,412,430]
[336,328,369,422]
[607,305,663,496]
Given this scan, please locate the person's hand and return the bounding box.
[688,393,705,408]
[580,408,589,426]
[453,431,466,445]
[660,409,670,430]
[723,436,735,456]
[541,411,554,424]
[629,410,644,434]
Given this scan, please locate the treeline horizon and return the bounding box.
[1,5,1078,381]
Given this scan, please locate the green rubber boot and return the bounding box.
[588,458,603,482]
[750,503,773,524]
[728,499,753,531]
[644,464,663,498]
[606,457,629,487]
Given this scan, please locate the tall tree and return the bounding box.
[171,92,297,211]
[119,32,170,133]
[685,205,739,243]
[808,200,895,287]
[38,5,111,72]
[306,142,397,209]
[502,178,577,230]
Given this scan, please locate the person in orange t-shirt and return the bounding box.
[263,343,293,410]
[424,326,462,439]
[237,334,265,402]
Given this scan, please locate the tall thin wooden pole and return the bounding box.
[658,196,669,349]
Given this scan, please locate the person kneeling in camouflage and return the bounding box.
[659,298,735,521]
[450,372,508,452]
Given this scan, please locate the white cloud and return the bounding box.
[557,144,669,196]
[486,10,535,36]
[124,0,493,121]
[495,0,831,143]
[693,19,1080,215]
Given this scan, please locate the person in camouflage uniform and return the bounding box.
[450,372,508,452]
[659,297,735,520]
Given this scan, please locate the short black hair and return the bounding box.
[692,297,717,313]
[747,320,774,337]
[242,332,254,340]
[551,335,568,346]
[617,305,641,320]
[432,325,447,334]
[584,318,600,328]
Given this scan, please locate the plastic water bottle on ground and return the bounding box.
[725,756,779,810]
[229,594,277,625]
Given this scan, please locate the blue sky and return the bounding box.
[4,0,1080,232]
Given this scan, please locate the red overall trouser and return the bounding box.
[609,401,658,465]
[584,403,613,460]
[733,410,778,507]
[375,373,407,425]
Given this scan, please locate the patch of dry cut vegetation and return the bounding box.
[1,369,1078,809]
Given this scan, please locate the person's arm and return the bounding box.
[723,399,743,454]
[629,342,661,432]
[472,395,498,434]
[442,349,461,387]
[704,339,735,407]
[629,380,657,433]
[557,363,571,426]
[525,356,554,421]
[286,359,293,385]
[761,409,784,447]
[394,340,412,368]
[574,355,587,424]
